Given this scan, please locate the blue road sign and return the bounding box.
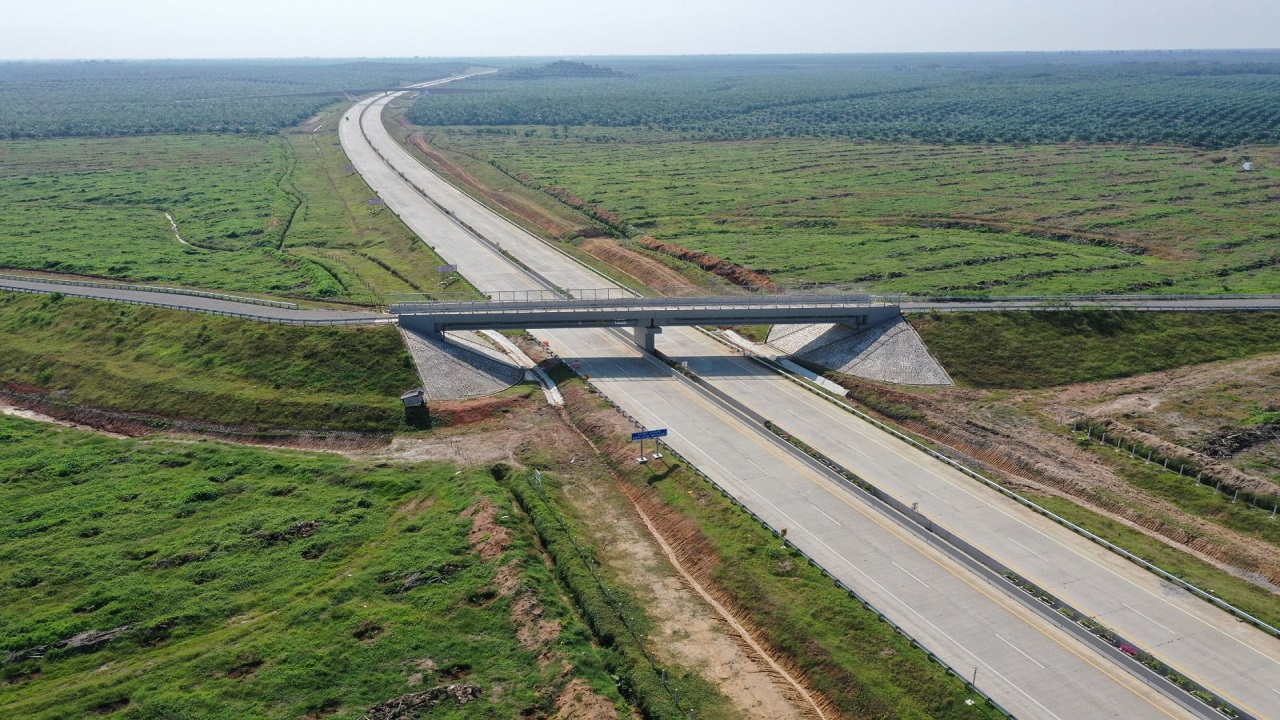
[438,264,458,273]
[631,429,668,441]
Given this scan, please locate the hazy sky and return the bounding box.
[8,0,1279,59]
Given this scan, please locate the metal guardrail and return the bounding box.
[0,282,388,326]
[891,292,1280,305]
[390,292,882,314]
[730,333,1280,643]
[0,273,298,308]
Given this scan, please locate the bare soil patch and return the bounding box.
[461,500,512,562]
[637,236,780,291]
[555,678,618,720]
[0,399,129,438]
[556,384,830,719]
[579,239,707,293]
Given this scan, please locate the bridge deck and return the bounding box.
[393,294,900,351]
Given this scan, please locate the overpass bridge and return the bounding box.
[392,291,900,352]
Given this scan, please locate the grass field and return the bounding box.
[424,131,1280,295]
[909,310,1280,388]
[284,108,474,303]
[0,108,468,303]
[0,292,417,431]
[0,416,622,719]
[0,134,340,296]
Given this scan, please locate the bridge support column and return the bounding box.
[633,325,661,354]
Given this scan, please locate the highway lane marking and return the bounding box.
[810,504,843,527]
[891,561,931,588]
[728,465,1176,719]
[1122,603,1176,634]
[779,373,1280,669]
[995,633,1046,669]
[537,316,1190,720]
[749,371,1276,717]
[920,486,951,505]
[1008,537,1049,560]
[779,510,1070,720]
[752,452,1188,720]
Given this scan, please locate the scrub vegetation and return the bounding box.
[0,415,624,719]
[0,106,467,302]
[417,133,1280,295]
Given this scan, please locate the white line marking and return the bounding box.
[891,561,931,588]
[1008,537,1048,559]
[811,504,843,527]
[1122,603,1176,635]
[995,633,1047,669]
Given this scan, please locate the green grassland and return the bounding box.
[284,108,474,302]
[0,107,468,303]
[0,292,417,431]
[423,131,1280,295]
[0,134,341,297]
[0,416,622,719]
[910,310,1280,388]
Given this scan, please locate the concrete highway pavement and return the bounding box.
[342,91,1206,718]
[657,330,1280,720]
[548,325,1196,719]
[350,87,1280,719]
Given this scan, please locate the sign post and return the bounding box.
[630,428,668,463]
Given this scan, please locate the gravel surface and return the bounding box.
[769,319,953,386]
[401,328,524,401]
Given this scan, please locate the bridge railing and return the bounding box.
[391,291,883,314]
[890,292,1280,304]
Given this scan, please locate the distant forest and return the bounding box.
[409,52,1280,148]
[0,60,469,137]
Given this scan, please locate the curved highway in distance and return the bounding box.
[342,90,1217,719]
